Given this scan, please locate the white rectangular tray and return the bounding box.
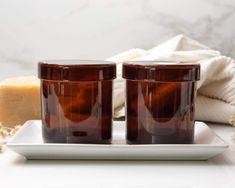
[7,120,228,160]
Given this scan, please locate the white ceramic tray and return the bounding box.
[7,120,228,160]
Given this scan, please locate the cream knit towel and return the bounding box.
[107,35,235,125]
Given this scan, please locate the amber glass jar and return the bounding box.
[38,60,116,144]
[123,61,200,144]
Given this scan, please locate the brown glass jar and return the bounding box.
[123,61,200,144]
[38,60,116,144]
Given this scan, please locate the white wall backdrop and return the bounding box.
[0,0,234,79]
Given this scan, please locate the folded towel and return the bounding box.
[107,35,235,125]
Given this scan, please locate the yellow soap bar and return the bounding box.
[0,76,41,127]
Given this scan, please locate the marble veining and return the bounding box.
[0,0,234,80]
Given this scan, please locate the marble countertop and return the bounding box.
[0,123,235,188]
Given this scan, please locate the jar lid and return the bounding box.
[38,60,116,81]
[122,61,200,82]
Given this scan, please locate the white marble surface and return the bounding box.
[1,123,235,188]
[0,0,235,80]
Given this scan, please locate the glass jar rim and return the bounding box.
[122,61,200,82]
[38,59,116,81]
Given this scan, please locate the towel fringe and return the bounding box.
[229,114,235,126]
